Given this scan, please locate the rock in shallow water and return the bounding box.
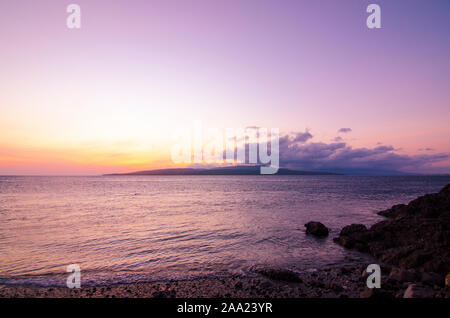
[304,221,329,237]
[333,224,370,252]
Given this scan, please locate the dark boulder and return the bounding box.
[305,221,329,237]
[333,224,370,252]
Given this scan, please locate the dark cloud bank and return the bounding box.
[277,132,449,175]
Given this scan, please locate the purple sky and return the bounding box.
[0,0,449,174]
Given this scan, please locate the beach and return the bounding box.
[1,264,448,298]
[0,264,375,298]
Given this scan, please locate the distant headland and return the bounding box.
[104,166,339,176]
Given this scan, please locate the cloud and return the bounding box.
[292,131,313,143]
[338,128,352,133]
[184,127,449,175]
[278,136,448,174]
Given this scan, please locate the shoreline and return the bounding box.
[0,264,369,298]
[1,261,447,298]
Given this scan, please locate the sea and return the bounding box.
[1,175,449,286]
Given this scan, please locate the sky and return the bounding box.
[0,0,449,175]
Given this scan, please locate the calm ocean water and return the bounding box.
[1,175,449,286]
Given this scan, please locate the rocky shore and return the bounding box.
[334,183,450,297]
[1,263,448,298]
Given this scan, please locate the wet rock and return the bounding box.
[334,184,450,275]
[333,224,370,252]
[305,221,329,237]
[403,283,435,298]
[256,268,302,283]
